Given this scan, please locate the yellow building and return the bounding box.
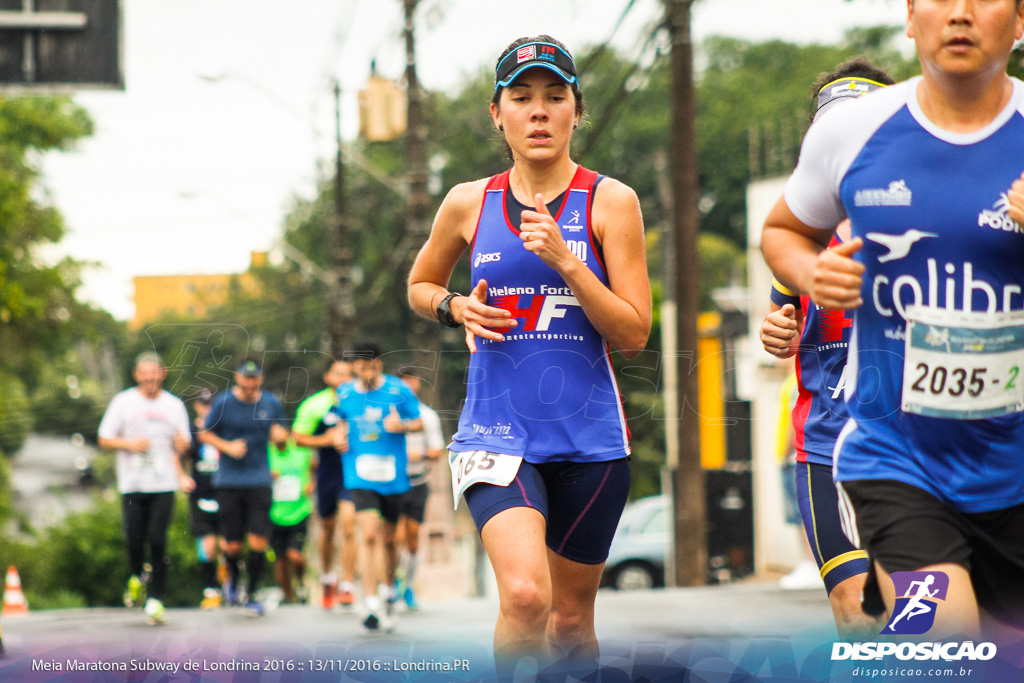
[130,252,267,329]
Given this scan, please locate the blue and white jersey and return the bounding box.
[449,166,631,462]
[333,375,419,496]
[784,77,1024,513]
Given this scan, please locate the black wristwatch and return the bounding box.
[435,292,463,328]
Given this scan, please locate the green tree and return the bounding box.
[0,96,125,453]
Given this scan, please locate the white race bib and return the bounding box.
[131,452,164,475]
[449,450,523,510]
[902,306,1024,420]
[354,454,397,483]
[272,475,302,502]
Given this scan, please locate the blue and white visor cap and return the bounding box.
[814,76,886,122]
[495,41,577,91]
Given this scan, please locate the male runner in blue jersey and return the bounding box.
[333,342,421,631]
[200,358,289,616]
[761,58,893,638]
[763,0,1024,638]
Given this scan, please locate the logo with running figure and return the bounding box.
[855,179,913,207]
[883,571,950,635]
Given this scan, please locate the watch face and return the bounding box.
[437,295,460,327]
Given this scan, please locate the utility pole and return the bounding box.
[329,79,355,357]
[402,0,438,404]
[665,0,706,587]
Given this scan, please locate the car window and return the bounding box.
[639,506,668,534]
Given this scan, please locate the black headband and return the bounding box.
[494,41,577,92]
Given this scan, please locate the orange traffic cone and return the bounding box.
[2,566,28,617]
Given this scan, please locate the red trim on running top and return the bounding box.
[501,165,586,237]
[584,173,608,273]
[472,171,509,255]
[793,324,811,463]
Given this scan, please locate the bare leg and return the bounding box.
[358,510,384,598]
[480,507,555,668]
[319,515,337,575]
[546,549,605,664]
[829,572,886,639]
[338,501,358,584]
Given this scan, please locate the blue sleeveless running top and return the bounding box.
[770,234,853,467]
[449,166,631,462]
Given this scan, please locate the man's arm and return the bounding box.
[97,436,149,452]
[762,195,864,310]
[199,430,247,459]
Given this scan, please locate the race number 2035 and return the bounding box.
[449,450,522,510]
[902,306,1024,420]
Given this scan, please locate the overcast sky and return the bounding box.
[40,0,910,320]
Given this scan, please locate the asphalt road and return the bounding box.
[0,582,839,681]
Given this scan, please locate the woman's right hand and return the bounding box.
[458,279,517,353]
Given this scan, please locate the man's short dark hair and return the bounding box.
[344,342,383,362]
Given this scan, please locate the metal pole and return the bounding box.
[666,0,706,587]
[402,0,438,404]
[329,79,355,357]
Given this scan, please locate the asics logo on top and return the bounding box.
[855,179,912,207]
[866,229,937,263]
[883,571,949,635]
[474,251,502,267]
[978,193,1023,235]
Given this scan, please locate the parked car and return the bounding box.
[601,495,669,590]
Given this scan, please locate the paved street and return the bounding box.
[0,582,843,681]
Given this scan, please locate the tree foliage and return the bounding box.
[0,96,126,455]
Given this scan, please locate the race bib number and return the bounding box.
[196,444,220,473]
[449,450,523,510]
[273,475,302,502]
[131,452,163,475]
[902,306,1024,420]
[354,454,397,483]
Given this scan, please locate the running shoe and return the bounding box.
[362,595,382,631]
[320,578,337,610]
[403,586,418,611]
[224,579,242,606]
[244,600,265,617]
[200,587,222,610]
[337,581,356,607]
[143,598,167,625]
[124,575,144,608]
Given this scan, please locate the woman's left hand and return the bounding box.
[520,193,573,271]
